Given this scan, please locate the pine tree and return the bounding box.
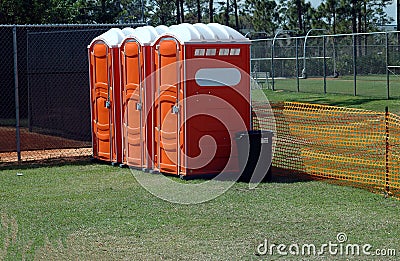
[244,0,279,34]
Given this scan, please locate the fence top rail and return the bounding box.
[250,30,400,42]
[0,23,146,28]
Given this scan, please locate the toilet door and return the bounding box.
[155,39,181,174]
[91,42,112,161]
[122,40,143,167]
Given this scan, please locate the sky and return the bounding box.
[309,0,397,24]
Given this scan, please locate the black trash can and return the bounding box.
[235,130,273,182]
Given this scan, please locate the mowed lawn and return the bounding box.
[272,75,400,98]
[1,161,400,259]
[252,87,400,115]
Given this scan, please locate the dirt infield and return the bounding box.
[0,148,92,165]
[0,126,91,164]
[0,127,90,152]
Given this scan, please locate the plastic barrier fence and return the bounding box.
[253,101,400,198]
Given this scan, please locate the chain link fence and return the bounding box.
[251,31,400,99]
[0,24,142,165]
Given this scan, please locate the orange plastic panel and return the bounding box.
[155,40,179,174]
[122,41,143,167]
[91,43,111,161]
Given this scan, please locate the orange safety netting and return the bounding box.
[252,101,400,199]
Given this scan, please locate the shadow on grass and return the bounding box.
[328,98,383,108]
[0,156,96,171]
[168,166,317,184]
[1,158,318,185]
[289,95,383,109]
[266,167,318,184]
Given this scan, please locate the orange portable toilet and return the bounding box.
[152,23,251,177]
[88,28,125,164]
[119,26,162,170]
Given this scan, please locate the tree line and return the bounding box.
[0,0,396,35]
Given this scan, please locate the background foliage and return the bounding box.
[0,0,395,35]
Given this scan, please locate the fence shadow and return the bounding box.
[174,166,316,184]
[268,167,319,184]
[0,156,93,171]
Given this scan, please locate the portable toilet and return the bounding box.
[155,25,169,34]
[122,27,135,36]
[119,26,160,170]
[88,28,125,164]
[151,23,251,177]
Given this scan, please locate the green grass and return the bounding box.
[253,74,400,111]
[252,88,400,114]
[1,161,400,259]
[270,75,398,97]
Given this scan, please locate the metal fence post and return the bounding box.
[271,29,295,91]
[352,34,357,96]
[271,40,275,91]
[265,40,269,89]
[385,32,390,100]
[323,36,327,94]
[13,26,21,162]
[27,28,32,132]
[295,37,299,92]
[333,36,337,78]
